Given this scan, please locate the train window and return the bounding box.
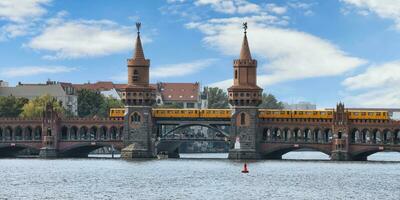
[376,113,381,116]
[313,112,317,115]
[361,112,366,116]
[294,111,297,114]
[368,112,373,116]
[321,112,326,115]
[299,112,303,115]
[266,111,271,114]
[354,112,359,116]
[383,113,386,116]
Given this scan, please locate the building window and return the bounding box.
[133,70,139,81]
[235,70,238,79]
[240,113,246,125]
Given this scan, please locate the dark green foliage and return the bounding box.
[204,87,229,109]
[0,96,29,117]
[259,93,284,109]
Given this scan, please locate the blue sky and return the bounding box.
[1,0,400,108]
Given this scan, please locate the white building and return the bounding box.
[0,81,78,115]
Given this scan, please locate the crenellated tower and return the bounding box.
[331,102,351,160]
[228,23,263,160]
[121,22,157,159]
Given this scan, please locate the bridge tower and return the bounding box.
[39,102,60,158]
[331,103,351,160]
[120,22,157,159]
[228,23,263,159]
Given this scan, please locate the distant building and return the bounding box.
[0,80,8,87]
[73,81,203,109]
[155,82,201,108]
[283,101,316,110]
[0,80,78,115]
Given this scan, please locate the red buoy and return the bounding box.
[241,163,249,173]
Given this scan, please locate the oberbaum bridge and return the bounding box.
[1,23,400,161]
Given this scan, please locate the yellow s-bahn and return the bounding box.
[348,111,388,120]
[109,108,389,120]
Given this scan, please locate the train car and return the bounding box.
[258,109,292,119]
[348,110,389,120]
[152,109,200,118]
[292,110,333,119]
[200,109,231,119]
[109,108,125,119]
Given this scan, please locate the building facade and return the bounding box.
[0,80,78,115]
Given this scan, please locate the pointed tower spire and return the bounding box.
[133,22,145,60]
[239,22,252,60]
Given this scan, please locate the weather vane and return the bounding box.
[136,22,141,34]
[243,22,248,34]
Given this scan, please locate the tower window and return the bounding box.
[240,113,246,125]
[131,112,141,123]
[133,70,139,81]
[235,70,238,79]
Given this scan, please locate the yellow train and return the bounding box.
[109,108,389,120]
[348,110,388,120]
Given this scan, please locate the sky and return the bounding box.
[0,0,400,108]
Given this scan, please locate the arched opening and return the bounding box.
[24,126,33,140]
[383,129,391,144]
[338,131,342,139]
[100,126,107,140]
[304,128,311,142]
[61,126,68,140]
[313,129,320,143]
[264,146,330,160]
[351,129,359,143]
[110,126,118,140]
[368,151,400,162]
[262,128,269,141]
[273,128,281,141]
[90,126,98,140]
[133,69,139,81]
[240,113,246,125]
[119,127,124,140]
[283,128,289,142]
[0,127,3,141]
[293,128,300,142]
[60,143,121,158]
[5,126,12,141]
[324,129,332,143]
[80,126,88,140]
[34,126,42,140]
[235,70,238,79]
[131,112,141,123]
[15,126,22,141]
[70,126,78,140]
[362,129,369,143]
[394,129,400,144]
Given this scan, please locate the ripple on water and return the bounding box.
[0,152,399,200]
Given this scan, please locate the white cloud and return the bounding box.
[0,66,76,78]
[187,19,366,89]
[0,0,50,40]
[266,3,287,15]
[26,18,147,59]
[152,59,217,78]
[194,0,260,14]
[0,0,50,22]
[342,61,400,107]
[341,0,400,30]
[343,61,400,90]
[112,59,217,82]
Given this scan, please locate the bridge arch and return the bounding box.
[261,144,331,160]
[163,124,229,140]
[79,126,88,140]
[34,126,41,140]
[0,143,40,157]
[70,126,78,140]
[24,126,33,140]
[59,142,122,158]
[352,148,400,161]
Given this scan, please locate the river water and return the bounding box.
[1,152,399,200]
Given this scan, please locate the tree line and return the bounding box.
[0,87,283,118]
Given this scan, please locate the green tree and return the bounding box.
[20,94,65,118]
[77,89,105,117]
[98,96,124,118]
[204,87,229,109]
[0,96,28,117]
[259,93,284,109]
